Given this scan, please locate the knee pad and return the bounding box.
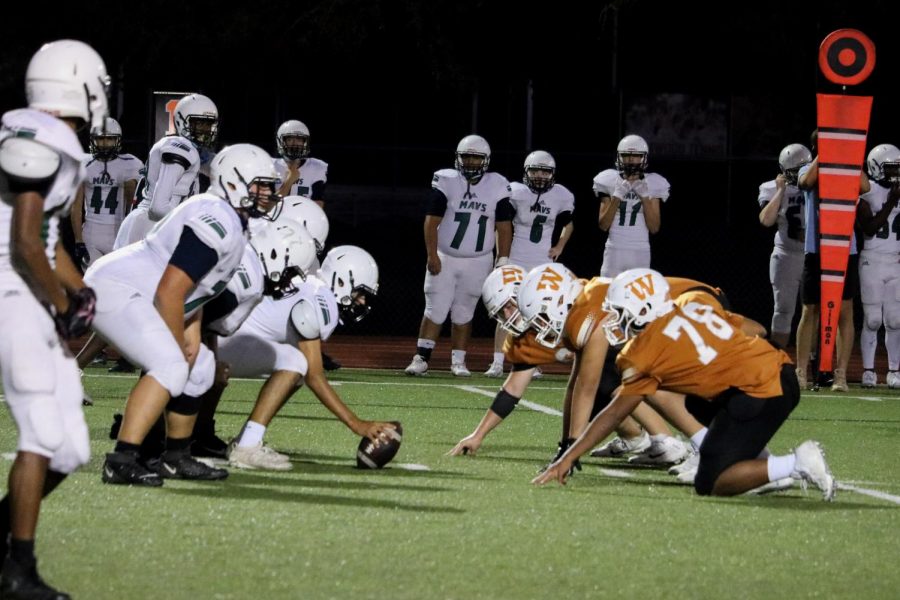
[48,420,90,474]
[183,344,216,397]
[273,343,309,376]
[147,358,190,397]
[884,280,900,330]
[167,393,202,416]
[423,293,451,325]
[19,396,65,456]
[450,293,479,325]
[770,310,792,336]
[862,304,883,332]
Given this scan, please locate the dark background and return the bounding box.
[2,0,898,339]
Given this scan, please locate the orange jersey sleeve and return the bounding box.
[504,330,559,366]
[616,295,790,399]
[563,277,609,352]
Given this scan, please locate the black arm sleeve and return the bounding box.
[424,188,448,217]
[510,362,538,372]
[495,197,514,222]
[310,180,327,201]
[161,151,192,170]
[5,173,54,197]
[550,210,573,245]
[168,227,219,283]
[201,289,239,329]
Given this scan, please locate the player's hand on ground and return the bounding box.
[427,254,442,275]
[532,459,572,486]
[356,420,397,447]
[447,433,482,456]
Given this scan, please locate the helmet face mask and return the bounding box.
[482,265,527,334]
[89,117,122,160]
[778,143,812,185]
[279,134,309,161]
[867,144,900,185]
[174,94,219,150]
[602,268,672,346]
[523,150,557,194]
[253,218,316,300]
[516,263,582,349]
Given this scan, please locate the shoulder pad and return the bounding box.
[758,180,777,204]
[509,181,530,199]
[290,298,321,339]
[592,169,619,196]
[307,157,328,170]
[643,172,670,201]
[160,136,199,159]
[0,137,60,181]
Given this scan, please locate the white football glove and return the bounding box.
[630,178,649,199]
[612,179,632,199]
[495,256,509,268]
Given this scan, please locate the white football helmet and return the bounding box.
[174,94,218,149]
[523,150,556,194]
[615,134,649,177]
[251,218,317,299]
[279,196,329,254]
[455,134,491,182]
[866,143,900,184]
[778,143,812,185]
[319,246,379,323]
[209,144,282,218]
[90,117,122,160]
[25,39,110,131]
[516,263,583,348]
[602,268,673,347]
[276,120,310,161]
[482,265,528,335]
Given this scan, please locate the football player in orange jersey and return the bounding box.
[534,268,836,501]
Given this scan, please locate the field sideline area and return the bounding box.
[1,367,898,599]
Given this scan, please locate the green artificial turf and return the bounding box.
[0,367,897,599]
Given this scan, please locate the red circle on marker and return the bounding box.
[819,29,875,85]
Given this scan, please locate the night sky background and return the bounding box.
[2,0,898,336]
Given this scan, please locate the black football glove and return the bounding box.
[54,287,97,340]
[74,242,90,269]
[539,437,582,476]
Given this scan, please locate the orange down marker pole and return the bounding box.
[815,29,875,374]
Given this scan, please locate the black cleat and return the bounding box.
[0,558,71,600]
[192,421,229,459]
[102,452,163,487]
[321,352,341,371]
[108,358,135,373]
[158,451,228,480]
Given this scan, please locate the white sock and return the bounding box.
[237,421,267,448]
[767,454,796,481]
[492,352,504,366]
[690,428,707,452]
[451,350,466,365]
[757,446,771,459]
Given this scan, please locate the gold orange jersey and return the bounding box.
[616,294,791,399]
[503,330,560,366]
[562,277,718,352]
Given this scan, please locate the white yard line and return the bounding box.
[838,482,900,505]
[598,468,634,478]
[455,385,563,417]
[394,463,431,471]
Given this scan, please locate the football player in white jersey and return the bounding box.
[485,151,574,377]
[114,93,218,249]
[758,143,810,348]
[84,144,280,487]
[274,120,329,208]
[216,246,397,470]
[0,39,109,598]
[595,134,670,277]
[405,135,513,377]
[858,144,900,388]
[71,117,144,268]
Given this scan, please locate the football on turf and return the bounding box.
[356,422,403,469]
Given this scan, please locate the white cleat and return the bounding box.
[450,363,472,377]
[675,465,698,485]
[746,477,794,495]
[668,451,699,476]
[628,436,689,466]
[404,355,429,376]
[484,362,504,378]
[531,366,544,380]
[887,371,900,389]
[228,442,292,471]
[791,440,836,501]
[831,368,848,392]
[861,370,877,388]
[590,430,651,458]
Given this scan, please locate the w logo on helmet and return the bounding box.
[626,275,656,300]
[537,268,563,291]
[501,267,523,285]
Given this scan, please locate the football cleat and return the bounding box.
[627,436,688,465]
[108,358,135,373]
[591,431,651,458]
[0,557,70,600]
[746,477,794,495]
[668,450,699,475]
[831,368,848,392]
[404,355,428,376]
[484,362,504,378]
[887,371,900,389]
[861,370,877,388]
[321,352,342,372]
[191,421,229,460]
[228,442,292,471]
[158,450,229,480]
[450,363,472,377]
[791,440,836,501]
[101,453,163,487]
